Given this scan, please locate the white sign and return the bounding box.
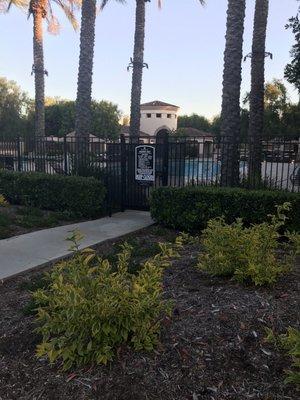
[135,145,155,182]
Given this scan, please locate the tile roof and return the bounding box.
[141,100,180,109]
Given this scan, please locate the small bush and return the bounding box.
[0,171,106,218]
[33,241,176,370]
[197,203,298,285]
[150,186,300,232]
[0,194,9,207]
[266,327,300,388]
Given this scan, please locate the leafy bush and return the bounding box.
[266,327,300,388]
[197,203,298,285]
[33,240,176,370]
[0,194,9,207]
[150,186,300,232]
[0,171,106,218]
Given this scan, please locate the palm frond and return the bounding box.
[52,0,80,31]
[100,0,126,12]
[0,0,29,13]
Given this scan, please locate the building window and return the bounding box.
[167,114,172,119]
[146,113,151,118]
[174,115,177,119]
[156,113,162,118]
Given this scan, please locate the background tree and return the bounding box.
[285,1,300,96]
[29,0,79,139]
[27,98,121,138]
[248,0,269,184]
[0,77,32,139]
[220,0,246,186]
[210,115,221,138]
[243,79,298,138]
[178,114,211,132]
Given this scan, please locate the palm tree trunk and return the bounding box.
[129,0,146,139]
[248,0,269,186]
[74,0,96,171]
[220,0,246,187]
[32,0,46,171]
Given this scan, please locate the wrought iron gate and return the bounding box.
[106,134,169,212]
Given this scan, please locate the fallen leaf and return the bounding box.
[261,348,272,356]
[66,373,77,382]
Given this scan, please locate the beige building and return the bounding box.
[140,100,180,137]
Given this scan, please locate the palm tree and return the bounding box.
[128,0,205,138]
[29,0,79,139]
[248,0,269,185]
[128,0,147,139]
[220,0,246,186]
[74,0,124,171]
[74,0,125,142]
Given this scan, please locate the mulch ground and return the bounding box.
[0,227,299,400]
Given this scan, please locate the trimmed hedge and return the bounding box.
[150,186,300,232]
[0,171,106,218]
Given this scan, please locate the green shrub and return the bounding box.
[150,186,300,232]
[197,204,298,285]
[33,241,176,370]
[0,171,106,218]
[0,194,9,207]
[266,327,300,388]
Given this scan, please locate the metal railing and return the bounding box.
[0,134,299,195]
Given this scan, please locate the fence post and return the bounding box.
[63,135,68,175]
[120,134,126,212]
[162,131,169,186]
[17,136,22,172]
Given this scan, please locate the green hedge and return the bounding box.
[0,171,106,218]
[150,186,300,232]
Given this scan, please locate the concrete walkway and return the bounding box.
[0,211,153,280]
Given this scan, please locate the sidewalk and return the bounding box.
[0,210,153,280]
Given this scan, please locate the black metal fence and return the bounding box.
[0,134,299,210]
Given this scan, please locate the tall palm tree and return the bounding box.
[74,0,125,142]
[29,0,79,139]
[248,0,269,185]
[220,0,246,186]
[128,0,205,138]
[128,0,147,139]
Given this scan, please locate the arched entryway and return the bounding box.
[155,127,170,143]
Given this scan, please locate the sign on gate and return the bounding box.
[135,145,155,183]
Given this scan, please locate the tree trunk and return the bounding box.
[248,0,269,186]
[74,0,96,172]
[32,0,46,171]
[220,0,246,187]
[129,0,146,140]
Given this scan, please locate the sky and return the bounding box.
[0,0,299,119]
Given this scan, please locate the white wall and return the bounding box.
[140,108,178,136]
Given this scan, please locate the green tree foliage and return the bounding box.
[178,113,211,132]
[285,2,300,95]
[243,79,299,138]
[0,77,32,138]
[27,98,121,139]
[210,115,221,137]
